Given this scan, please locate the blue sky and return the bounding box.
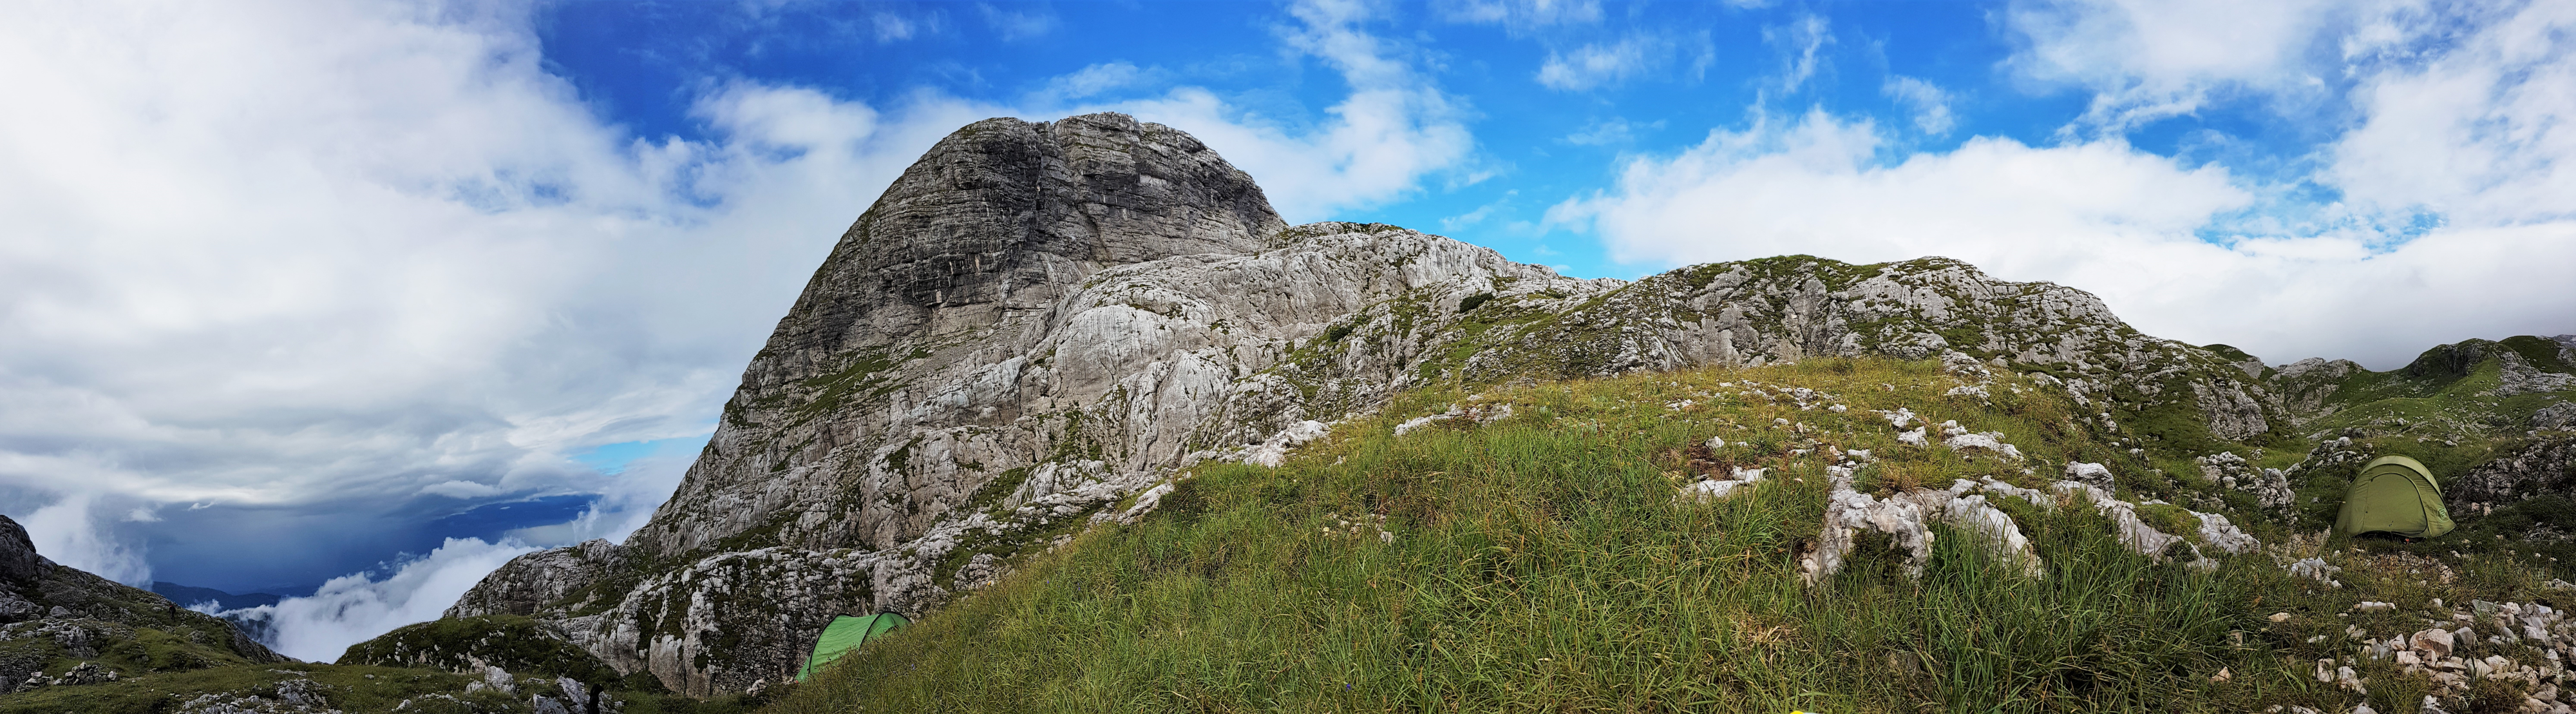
[1,0,2571,659]
[527,0,2034,280]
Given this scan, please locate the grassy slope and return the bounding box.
[0,660,770,714]
[0,664,480,714]
[771,358,2568,713]
[2286,347,2576,566]
[0,613,766,714]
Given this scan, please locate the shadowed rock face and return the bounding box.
[2447,437,2576,516]
[444,112,2297,697]
[0,516,48,586]
[631,113,1287,561]
[763,113,1286,358]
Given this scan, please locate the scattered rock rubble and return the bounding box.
[2538,401,2576,430]
[451,666,622,714]
[1703,381,2376,599]
[1936,421,2024,461]
[2196,450,2297,517]
[176,677,334,714]
[1323,512,1395,544]
[1799,401,2058,584]
[2285,557,2344,588]
[2304,598,2576,713]
[2497,352,2576,397]
[2063,461,2114,490]
[1231,420,1334,467]
[1678,467,1766,502]
[14,661,118,691]
[1390,403,1512,437]
[1790,400,2260,581]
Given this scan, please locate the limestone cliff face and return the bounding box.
[634,112,1288,561]
[446,112,2295,696]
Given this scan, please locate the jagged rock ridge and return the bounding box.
[443,112,2338,695]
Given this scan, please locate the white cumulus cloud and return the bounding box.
[1074,0,1479,222]
[0,0,999,577]
[1548,108,2576,367]
[214,537,536,662]
[2327,0,2576,227]
[2001,0,2347,132]
[22,494,151,586]
[0,0,1504,586]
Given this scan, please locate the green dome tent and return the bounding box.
[2333,455,2456,540]
[797,612,910,682]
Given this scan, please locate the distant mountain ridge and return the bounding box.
[424,112,2576,696]
[148,581,283,612]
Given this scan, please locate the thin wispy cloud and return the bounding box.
[1553,0,2576,367]
[1767,14,1832,92]
[2325,0,2576,227]
[977,3,1059,41]
[1564,117,1663,146]
[1043,62,1152,101]
[1437,0,1603,30]
[1535,32,1716,92]
[871,12,918,42]
[1882,75,1957,135]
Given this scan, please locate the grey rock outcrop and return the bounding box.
[1461,256,2284,442]
[2195,451,2295,518]
[442,539,623,619]
[2271,358,2361,424]
[2445,436,2576,520]
[0,516,50,586]
[2539,402,2576,430]
[633,111,1289,562]
[2497,351,2576,397]
[446,112,2304,695]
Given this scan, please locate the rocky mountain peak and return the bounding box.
[766,111,1283,358]
[625,112,1285,561]
[444,114,2324,696]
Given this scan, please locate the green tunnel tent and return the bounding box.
[797,612,910,682]
[2333,455,2456,540]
